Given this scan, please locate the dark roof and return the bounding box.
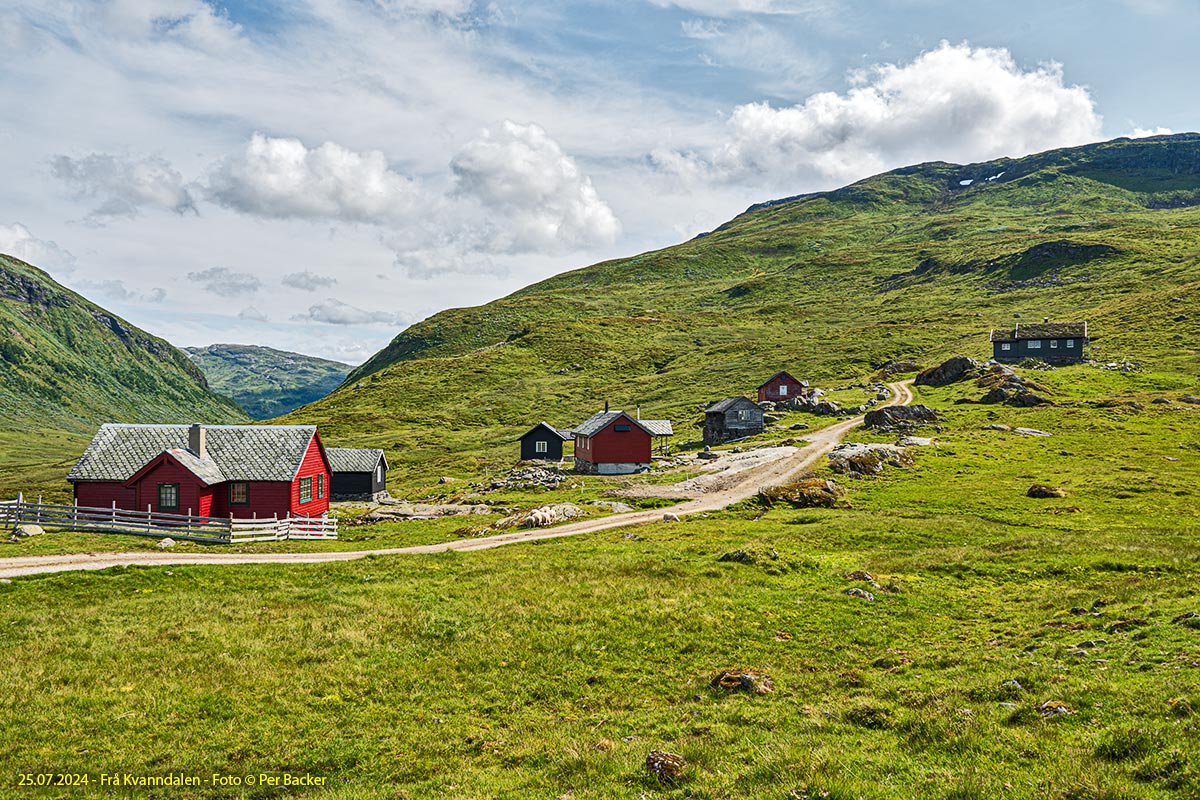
[706,396,760,413]
[573,410,672,438]
[990,321,1088,341]
[757,370,808,389]
[325,447,387,473]
[162,448,226,485]
[68,424,321,483]
[520,422,572,441]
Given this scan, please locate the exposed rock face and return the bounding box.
[864,404,938,429]
[975,365,1053,407]
[828,443,914,475]
[915,355,980,387]
[759,475,845,508]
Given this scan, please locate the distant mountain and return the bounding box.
[0,254,247,431]
[286,134,1200,479]
[185,344,351,420]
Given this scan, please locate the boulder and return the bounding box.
[1180,395,1200,405]
[863,404,938,429]
[12,524,44,538]
[646,751,686,782]
[915,355,980,387]
[711,670,774,694]
[846,587,875,601]
[1014,428,1052,437]
[897,436,935,447]
[828,443,914,475]
[982,423,1012,431]
[1027,485,1067,498]
[759,475,845,508]
[157,537,176,549]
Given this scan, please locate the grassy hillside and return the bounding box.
[185,343,351,420]
[0,254,248,500]
[289,134,1200,491]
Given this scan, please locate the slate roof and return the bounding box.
[162,448,226,485]
[519,422,572,442]
[325,447,387,473]
[990,321,1088,341]
[68,424,320,483]
[757,371,809,389]
[641,420,674,437]
[706,396,759,414]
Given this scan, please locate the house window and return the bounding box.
[614,424,632,432]
[376,465,384,483]
[1050,340,1059,349]
[1027,340,1042,349]
[317,473,325,499]
[300,476,313,504]
[1067,340,1075,348]
[229,482,249,505]
[1001,343,1011,351]
[158,483,179,511]
[535,440,548,453]
[778,385,788,397]
[737,409,751,421]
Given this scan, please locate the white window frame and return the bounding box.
[1001,343,1011,351]
[778,384,788,397]
[377,465,383,482]
[535,440,548,453]
[1050,340,1058,349]
[1067,340,1075,349]
[1027,340,1042,350]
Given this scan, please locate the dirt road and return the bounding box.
[0,381,913,578]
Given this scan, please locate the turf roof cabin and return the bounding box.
[990,320,1088,364]
[325,447,388,501]
[67,423,332,519]
[757,371,809,403]
[704,397,765,445]
[519,422,572,462]
[572,410,673,475]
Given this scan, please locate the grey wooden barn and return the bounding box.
[704,397,765,445]
[519,422,572,461]
[325,447,388,501]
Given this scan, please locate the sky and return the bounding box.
[0,0,1196,364]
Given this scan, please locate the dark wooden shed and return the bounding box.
[704,397,765,445]
[519,422,572,462]
[326,447,388,501]
[990,320,1088,363]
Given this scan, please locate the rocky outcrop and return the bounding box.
[975,364,1053,407]
[828,443,914,475]
[915,355,979,387]
[864,404,938,429]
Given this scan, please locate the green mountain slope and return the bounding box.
[185,344,351,420]
[0,254,248,431]
[286,134,1200,484]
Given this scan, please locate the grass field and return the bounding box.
[3,367,1200,798]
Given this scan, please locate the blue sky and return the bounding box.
[0,0,1194,362]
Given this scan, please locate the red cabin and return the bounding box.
[571,410,673,475]
[67,423,332,519]
[757,371,809,403]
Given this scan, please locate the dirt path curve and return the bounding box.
[0,381,914,578]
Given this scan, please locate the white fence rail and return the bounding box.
[0,493,336,544]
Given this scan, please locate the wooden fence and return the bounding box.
[0,493,336,544]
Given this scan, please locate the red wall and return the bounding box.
[758,373,806,403]
[74,481,135,510]
[289,435,330,516]
[578,415,651,465]
[210,481,289,520]
[131,457,210,515]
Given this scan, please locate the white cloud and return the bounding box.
[206,134,423,224]
[0,223,77,275]
[237,306,268,322]
[96,0,243,52]
[655,42,1103,188]
[450,120,621,253]
[51,153,197,219]
[1129,126,1173,138]
[281,270,338,291]
[74,278,166,304]
[186,266,262,297]
[294,298,407,326]
[648,0,835,16]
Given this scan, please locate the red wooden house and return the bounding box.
[67,423,332,519]
[757,371,809,403]
[571,410,673,475]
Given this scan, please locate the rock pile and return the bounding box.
[486,465,565,491]
[975,365,1052,407]
[828,443,914,476]
[915,355,980,387]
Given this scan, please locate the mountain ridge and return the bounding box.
[185,343,351,420]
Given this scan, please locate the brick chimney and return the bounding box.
[188,424,207,459]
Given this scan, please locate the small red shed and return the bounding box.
[571,410,673,475]
[757,371,809,403]
[67,423,332,519]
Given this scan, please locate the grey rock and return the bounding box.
[846,587,875,601]
[157,537,176,549]
[982,424,1012,431]
[1180,395,1200,405]
[13,524,44,538]
[1014,428,1052,437]
[915,355,980,387]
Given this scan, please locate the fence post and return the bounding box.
[13,491,21,530]
[37,495,42,525]
[73,497,78,532]
[112,500,116,527]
